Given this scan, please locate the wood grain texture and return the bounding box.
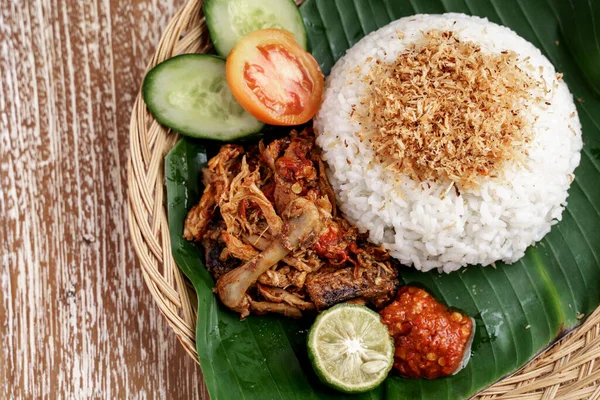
[0,0,208,398]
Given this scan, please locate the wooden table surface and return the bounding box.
[0,0,210,398]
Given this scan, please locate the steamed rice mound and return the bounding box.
[314,14,583,273]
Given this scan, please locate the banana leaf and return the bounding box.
[165,0,600,398]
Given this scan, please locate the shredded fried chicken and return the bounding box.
[183,145,244,241]
[359,30,542,188]
[184,129,398,318]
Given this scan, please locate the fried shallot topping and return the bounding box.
[359,30,541,188]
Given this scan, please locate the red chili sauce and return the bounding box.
[379,286,473,379]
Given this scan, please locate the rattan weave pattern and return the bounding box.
[126,0,600,397]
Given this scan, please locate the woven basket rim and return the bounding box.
[126,0,600,398]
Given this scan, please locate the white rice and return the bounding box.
[314,13,583,273]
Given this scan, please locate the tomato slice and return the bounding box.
[226,28,324,126]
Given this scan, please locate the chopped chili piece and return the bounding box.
[379,286,473,379]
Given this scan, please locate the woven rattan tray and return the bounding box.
[127,0,600,397]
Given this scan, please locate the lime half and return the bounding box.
[307,304,394,393]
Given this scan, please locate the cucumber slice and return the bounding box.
[142,54,264,141]
[204,0,307,57]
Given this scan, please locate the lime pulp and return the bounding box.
[307,304,394,394]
